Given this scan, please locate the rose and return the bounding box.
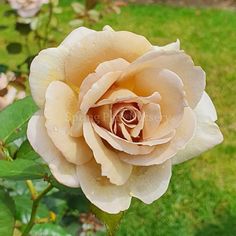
[8,0,49,18]
[27,26,223,213]
[0,72,26,110]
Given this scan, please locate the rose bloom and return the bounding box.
[0,72,26,110]
[8,0,48,18]
[27,26,223,213]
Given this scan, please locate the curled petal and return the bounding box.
[61,27,95,48]
[142,103,162,140]
[94,89,137,107]
[92,121,155,155]
[153,39,180,52]
[80,71,122,114]
[44,81,93,165]
[77,159,131,214]
[79,58,130,104]
[121,68,185,139]
[27,111,79,188]
[129,159,172,204]
[172,92,223,164]
[29,47,68,108]
[120,107,196,166]
[83,116,133,185]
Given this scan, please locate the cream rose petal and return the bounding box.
[95,58,130,78]
[122,68,185,139]
[65,30,152,88]
[61,27,95,48]
[130,112,145,138]
[29,46,68,108]
[83,116,133,185]
[80,71,122,114]
[172,92,223,164]
[119,107,196,166]
[79,58,130,104]
[91,121,155,155]
[27,111,79,188]
[77,159,131,214]
[95,89,138,107]
[121,50,205,108]
[44,81,93,165]
[142,103,162,140]
[153,39,180,51]
[129,159,172,204]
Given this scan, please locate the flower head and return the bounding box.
[8,0,49,18]
[27,26,223,213]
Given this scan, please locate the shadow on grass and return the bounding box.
[196,211,236,236]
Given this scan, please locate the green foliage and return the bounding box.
[0,188,16,236]
[15,22,31,35]
[6,42,22,54]
[0,96,38,144]
[16,140,41,161]
[91,204,124,236]
[0,159,48,180]
[14,194,49,224]
[31,223,72,236]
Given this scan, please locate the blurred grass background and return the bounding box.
[0,1,236,235]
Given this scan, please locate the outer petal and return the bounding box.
[83,116,133,186]
[129,159,172,204]
[29,46,68,108]
[77,159,131,214]
[65,30,152,87]
[121,50,205,108]
[61,27,95,48]
[153,39,180,51]
[172,92,223,164]
[27,111,79,188]
[44,81,93,165]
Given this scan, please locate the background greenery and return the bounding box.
[0,1,235,235]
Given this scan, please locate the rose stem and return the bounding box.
[26,180,38,200]
[21,183,53,236]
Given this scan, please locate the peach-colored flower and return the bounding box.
[27,26,223,213]
[8,0,49,18]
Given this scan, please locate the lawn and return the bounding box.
[1,2,236,236]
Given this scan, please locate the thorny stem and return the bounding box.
[21,183,53,236]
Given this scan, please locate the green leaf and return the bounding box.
[90,204,124,236]
[0,159,48,180]
[16,140,41,161]
[31,223,72,236]
[6,42,22,54]
[0,96,38,144]
[4,123,27,145]
[0,188,16,236]
[15,22,31,35]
